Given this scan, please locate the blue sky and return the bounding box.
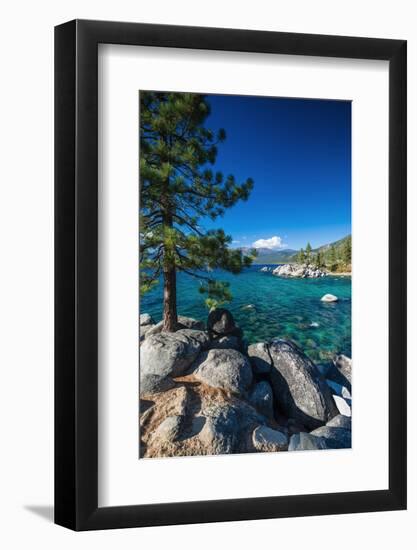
[203,94,351,251]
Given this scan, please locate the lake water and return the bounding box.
[141,265,351,364]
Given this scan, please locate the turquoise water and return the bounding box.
[141,266,351,363]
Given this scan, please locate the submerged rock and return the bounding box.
[193,349,253,396]
[252,425,288,452]
[241,303,256,310]
[267,339,338,430]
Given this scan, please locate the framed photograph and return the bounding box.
[55,20,407,530]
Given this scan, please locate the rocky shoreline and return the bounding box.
[260,263,351,278]
[139,309,352,458]
[273,263,327,278]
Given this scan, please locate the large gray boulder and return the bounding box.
[326,379,351,399]
[273,264,327,278]
[327,414,351,430]
[139,313,156,342]
[198,404,239,454]
[334,354,352,382]
[140,313,155,326]
[175,328,210,350]
[140,372,175,396]
[140,331,203,381]
[193,349,253,396]
[317,363,331,377]
[288,432,329,451]
[177,316,205,331]
[140,323,155,343]
[252,425,288,452]
[209,335,241,351]
[143,316,205,339]
[143,320,164,338]
[267,339,338,430]
[325,355,352,393]
[151,415,184,443]
[287,417,308,436]
[247,342,272,374]
[333,395,352,417]
[199,400,265,454]
[310,425,351,449]
[249,380,274,418]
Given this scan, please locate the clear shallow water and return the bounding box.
[141,265,351,364]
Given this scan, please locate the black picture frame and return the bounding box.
[55,19,407,531]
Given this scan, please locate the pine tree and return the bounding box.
[328,244,337,272]
[297,248,306,264]
[140,92,255,331]
[316,250,322,268]
[342,236,352,268]
[305,242,312,264]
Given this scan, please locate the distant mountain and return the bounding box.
[240,247,297,264]
[312,235,351,255]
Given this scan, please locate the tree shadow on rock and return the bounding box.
[178,388,206,440]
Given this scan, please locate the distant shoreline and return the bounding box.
[252,262,290,266]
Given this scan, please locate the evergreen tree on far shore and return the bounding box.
[293,235,351,272]
[342,235,352,267]
[297,248,306,264]
[328,244,337,272]
[315,250,323,268]
[305,242,312,264]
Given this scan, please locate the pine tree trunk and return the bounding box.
[161,142,177,332]
[163,265,177,332]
